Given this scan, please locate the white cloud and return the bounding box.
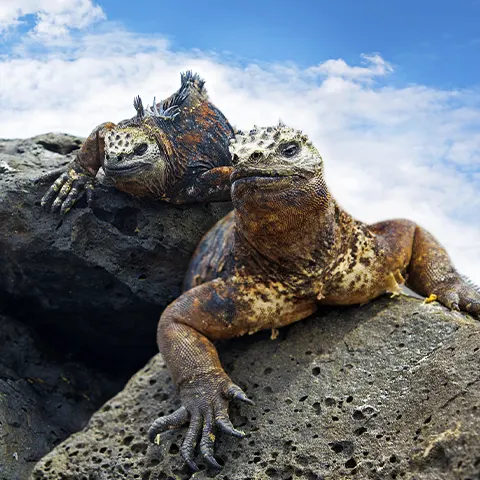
[1,27,479,286]
[307,53,394,81]
[0,0,104,38]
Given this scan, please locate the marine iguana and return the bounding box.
[147,124,480,471]
[40,71,234,215]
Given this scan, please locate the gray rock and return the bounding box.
[0,134,232,372]
[30,297,480,480]
[0,314,122,480]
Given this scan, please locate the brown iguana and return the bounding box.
[40,71,234,215]
[147,123,480,471]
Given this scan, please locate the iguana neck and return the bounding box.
[233,179,340,269]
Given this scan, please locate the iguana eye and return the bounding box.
[280,142,299,158]
[134,143,148,156]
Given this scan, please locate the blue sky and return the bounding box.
[2,0,480,88]
[0,0,479,282]
[88,0,480,89]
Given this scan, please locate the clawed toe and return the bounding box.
[148,406,189,443]
[199,413,221,469]
[180,414,202,471]
[148,379,252,471]
[34,165,69,185]
[215,415,245,438]
[40,166,94,216]
[433,279,480,318]
[225,384,255,405]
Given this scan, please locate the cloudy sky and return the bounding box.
[1,0,479,284]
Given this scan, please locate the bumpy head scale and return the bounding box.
[229,123,322,172]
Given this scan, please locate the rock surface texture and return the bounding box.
[1,135,479,480]
[0,314,122,480]
[31,297,480,480]
[0,134,231,479]
[0,134,232,372]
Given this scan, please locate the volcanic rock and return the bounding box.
[31,297,480,480]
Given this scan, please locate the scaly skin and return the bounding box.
[39,72,234,216]
[147,124,480,470]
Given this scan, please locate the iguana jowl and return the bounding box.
[40,72,234,215]
[148,124,480,470]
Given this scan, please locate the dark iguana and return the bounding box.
[147,124,480,470]
[40,71,234,215]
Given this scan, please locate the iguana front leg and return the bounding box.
[165,166,233,204]
[406,225,480,315]
[148,277,316,470]
[371,220,480,316]
[40,122,116,215]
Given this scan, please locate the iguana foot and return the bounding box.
[430,277,480,317]
[40,163,95,216]
[148,376,252,471]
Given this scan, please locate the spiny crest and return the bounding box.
[229,121,315,160]
[133,96,145,119]
[132,71,207,130]
[132,93,181,129]
[461,274,480,293]
[160,70,207,111]
[181,70,206,93]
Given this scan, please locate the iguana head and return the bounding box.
[229,124,327,210]
[103,71,233,198]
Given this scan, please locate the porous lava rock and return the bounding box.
[0,314,122,480]
[0,133,232,373]
[31,297,480,480]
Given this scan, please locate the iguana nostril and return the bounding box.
[117,154,124,162]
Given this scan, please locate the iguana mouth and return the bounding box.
[231,170,299,184]
[104,162,151,177]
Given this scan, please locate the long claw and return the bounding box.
[225,384,254,405]
[150,378,250,471]
[180,414,202,471]
[200,413,221,469]
[51,178,73,212]
[60,179,86,216]
[203,454,221,469]
[215,415,245,438]
[40,165,95,215]
[148,406,189,443]
[41,172,69,209]
[86,182,95,207]
[185,459,200,472]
